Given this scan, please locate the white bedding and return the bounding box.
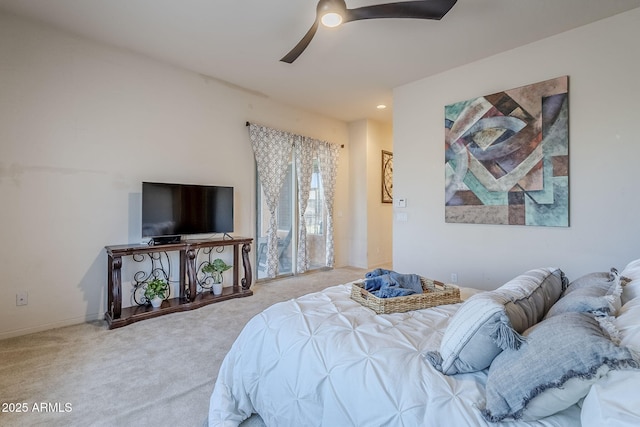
[208,283,581,427]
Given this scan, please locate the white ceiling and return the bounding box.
[1,0,639,124]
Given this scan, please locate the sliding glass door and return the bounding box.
[256,156,327,280]
[304,161,327,271]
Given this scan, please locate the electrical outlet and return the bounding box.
[16,291,28,306]
[450,273,458,284]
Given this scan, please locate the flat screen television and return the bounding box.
[142,182,234,243]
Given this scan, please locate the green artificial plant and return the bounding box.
[202,258,232,283]
[144,277,169,302]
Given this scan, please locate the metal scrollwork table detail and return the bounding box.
[104,237,253,329]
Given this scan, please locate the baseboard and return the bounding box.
[0,312,105,341]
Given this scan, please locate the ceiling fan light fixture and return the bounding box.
[281,0,458,63]
[317,0,347,28]
[321,12,343,27]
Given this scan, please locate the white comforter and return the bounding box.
[208,283,580,427]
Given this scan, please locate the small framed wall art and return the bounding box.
[382,150,393,203]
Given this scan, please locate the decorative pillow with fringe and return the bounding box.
[480,312,640,422]
[579,279,640,427]
[424,268,566,375]
[545,269,622,319]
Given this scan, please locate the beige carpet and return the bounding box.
[0,267,368,427]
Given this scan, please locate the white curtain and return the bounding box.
[294,136,317,274]
[248,124,293,278]
[249,123,340,275]
[317,140,340,268]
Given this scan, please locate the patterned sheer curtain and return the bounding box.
[317,140,340,268]
[294,136,317,274]
[248,124,293,278]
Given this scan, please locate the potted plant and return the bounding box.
[144,278,169,308]
[202,258,232,295]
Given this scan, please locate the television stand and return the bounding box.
[104,236,253,329]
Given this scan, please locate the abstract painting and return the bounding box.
[444,76,569,226]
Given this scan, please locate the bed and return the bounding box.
[208,261,640,427]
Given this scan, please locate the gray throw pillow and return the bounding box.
[425,268,566,375]
[545,269,622,319]
[480,311,640,422]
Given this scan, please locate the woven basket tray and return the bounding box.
[350,277,461,314]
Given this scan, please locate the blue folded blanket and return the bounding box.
[394,273,424,294]
[363,270,424,298]
[364,274,395,292]
[365,268,394,278]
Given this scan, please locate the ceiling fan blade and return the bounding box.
[280,20,320,63]
[344,0,457,23]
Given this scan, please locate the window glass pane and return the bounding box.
[305,161,326,270]
[276,162,293,275]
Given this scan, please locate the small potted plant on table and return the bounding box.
[202,258,232,296]
[144,278,169,308]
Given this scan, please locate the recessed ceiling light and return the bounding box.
[376,104,387,110]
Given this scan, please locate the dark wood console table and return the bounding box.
[105,237,253,329]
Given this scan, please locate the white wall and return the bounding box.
[366,120,393,268]
[393,9,640,290]
[0,12,352,339]
[347,121,369,268]
[348,119,393,269]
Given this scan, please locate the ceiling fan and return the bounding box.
[280,0,458,63]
